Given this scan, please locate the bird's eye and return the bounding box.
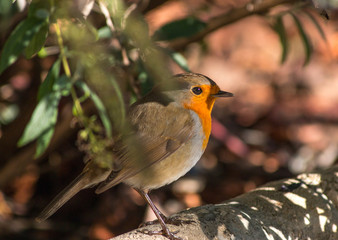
[192,87,202,95]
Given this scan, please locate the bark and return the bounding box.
[111,166,338,240]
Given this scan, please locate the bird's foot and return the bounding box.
[139,219,159,227]
[164,216,195,226]
[139,212,168,227]
[138,228,182,240]
[139,214,194,227]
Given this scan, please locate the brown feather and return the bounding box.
[96,93,194,193]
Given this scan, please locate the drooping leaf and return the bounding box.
[19,49,62,151]
[37,59,61,101]
[170,52,191,72]
[0,2,50,74]
[0,1,12,15]
[153,17,206,41]
[35,127,54,158]
[109,75,126,132]
[290,13,313,65]
[77,81,91,103]
[273,16,288,63]
[53,75,72,97]
[18,73,72,152]
[18,92,60,147]
[24,21,49,58]
[35,74,68,157]
[0,17,46,74]
[84,20,99,41]
[76,81,112,138]
[98,26,113,39]
[303,10,327,41]
[27,1,50,19]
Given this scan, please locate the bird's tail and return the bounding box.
[36,172,89,222]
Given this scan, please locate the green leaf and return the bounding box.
[138,71,153,96]
[37,59,61,101]
[98,26,113,39]
[303,10,327,42]
[170,52,190,72]
[24,21,49,58]
[35,127,54,158]
[290,13,313,66]
[53,75,72,96]
[97,74,126,131]
[90,91,112,137]
[85,21,99,41]
[153,17,206,41]
[20,59,64,149]
[0,1,12,15]
[18,73,71,150]
[27,1,50,19]
[0,1,50,73]
[273,16,288,63]
[76,81,112,138]
[0,17,46,74]
[18,92,60,147]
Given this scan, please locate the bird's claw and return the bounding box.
[165,217,195,226]
[138,228,163,235]
[138,228,182,240]
[139,216,194,227]
[139,219,160,227]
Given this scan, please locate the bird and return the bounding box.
[36,72,233,240]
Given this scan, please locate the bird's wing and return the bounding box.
[95,99,195,194]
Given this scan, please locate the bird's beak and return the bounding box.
[212,90,234,98]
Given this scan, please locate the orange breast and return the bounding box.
[184,90,216,149]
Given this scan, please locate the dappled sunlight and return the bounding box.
[261,227,273,240]
[251,187,276,192]
[297,173,322,185]
[304,213,310,225]
[0,0,337,239]
[237,214,250,230]
[258,195,283,211]
[268,226,287,240]
[177,166,338,239]
[318,215,328,232]
[284,192,307,209]
[250,206,258,211]
[332,223,337,233]
[224,201,240,205]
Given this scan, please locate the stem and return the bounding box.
[54,21,84,118]
[54,21,104,165]
[54,21,71,77]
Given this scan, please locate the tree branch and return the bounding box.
[168,0,295,51]
[111,166,338,239]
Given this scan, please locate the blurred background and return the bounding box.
[0,0,337,239]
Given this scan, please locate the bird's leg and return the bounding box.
[137,191,195,228]
[135,188,182,240]
[138,204,169,228]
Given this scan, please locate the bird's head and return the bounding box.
[168,73,233,112]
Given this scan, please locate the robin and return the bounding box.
[36,73,233,240]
